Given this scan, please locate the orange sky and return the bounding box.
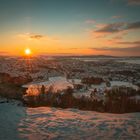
[0,0,140,56]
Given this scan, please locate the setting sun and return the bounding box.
[25,48,31,56]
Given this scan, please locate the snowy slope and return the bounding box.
[0,102,140,140]
[23,76,139,100]
[23,76,74,93]
[0,102,26,140]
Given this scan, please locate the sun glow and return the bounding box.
[25,48,31,56]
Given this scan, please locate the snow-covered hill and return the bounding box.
[0,102,140,140]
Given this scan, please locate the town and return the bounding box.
[0,55,140,113]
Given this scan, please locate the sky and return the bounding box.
[0,0,140,56]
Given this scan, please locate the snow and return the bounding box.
[0,102,140,140]
[0,98,8,103]
[23,77,75,94]
[0,102,26,140]
[23,76,72,87]
[111,81,139,90]
[72,57,118,62]
[130,95,140,102]
[73,90,91,98]
[119,59,140,65]
[23,76,138,90]
[23,76,139,100]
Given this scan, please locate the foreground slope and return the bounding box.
[0,102,140,140]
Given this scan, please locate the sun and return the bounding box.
[25,48,31,56]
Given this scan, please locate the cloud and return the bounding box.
[117,41,140,45]
[30,34,44,40]
[95,21,140,33]
[90,46,140,52]
[18,33,44,40]
[128,0,140,5]
[90,21,140,38]
[95,23,126,33]
[126,21,140,29]
[17,33,60,41]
